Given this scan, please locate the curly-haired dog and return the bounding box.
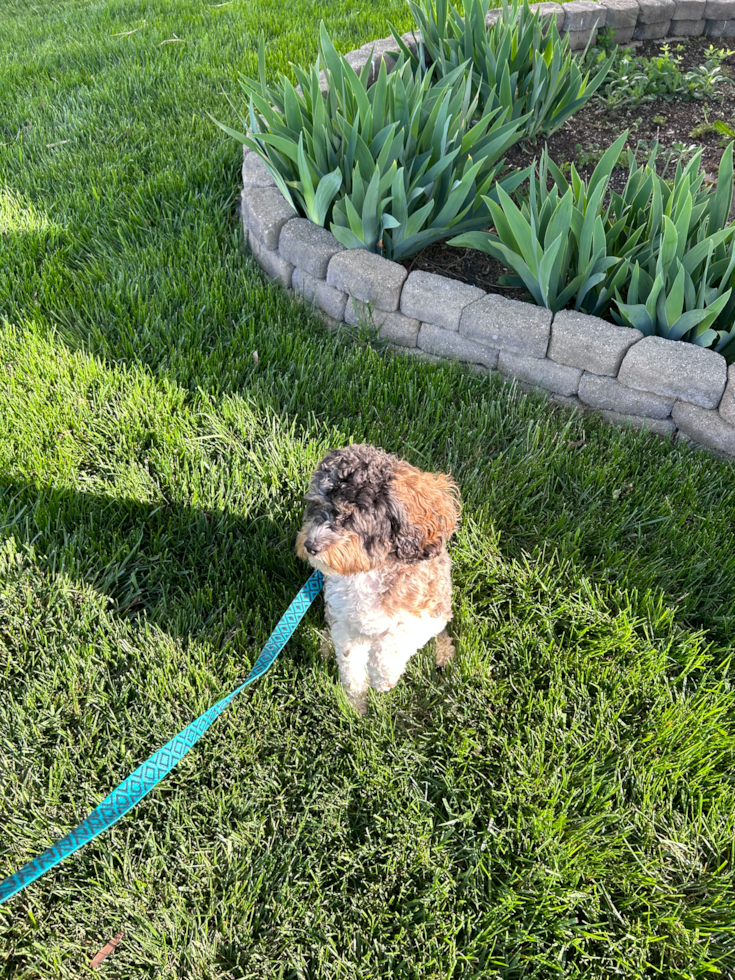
[297,444,459,712]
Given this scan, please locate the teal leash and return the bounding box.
[0,569,323,906]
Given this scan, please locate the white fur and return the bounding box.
[323,570,447,709]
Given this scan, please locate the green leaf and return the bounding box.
[361,165,383,248]
[615,300,653,333]
[587,131,628,202]
[646,273,665,324]
[344,195,365,242]
[659,216,679,271]
[537,231,565,307]
[664,261,686,329]
[312,168,343,225]
[330,223,365,249]
[710,141,733,232]
[493,184,542,276]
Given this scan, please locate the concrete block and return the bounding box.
[562,0,607,30]
[564,27,600,46]
[348,37,402,85]
[705,15,735,30]
[578,372,675,417]
[608,24,637,39]
[598,410,677,437]
[417,323,499,368]
[327,250,407,312]
[344,299,420,347]
[393,345,443,365]
[719,363,735,425]
[549,310,642,376]
[549,393,586,410]
[602,0,640,27]
[292,268,348,320]
[459,293,551,358]
[672,0,705,16]
[487,2,565,27]
[279,219,344,280]
[634,18,672,34]
[242,152,276,190]
[636,0,676,20]
[617,336,727,409]
[343,47,372,77]
[672,401,735,455]
[400,31,421,56]
[531,2,566,27]
[377,313,421,348]
[242,188,297,250]
[604,0,639,44]
[400,271,485,332]
[498,352,582,395]
[704,0,735,17]
[240,189,249,245]
[249,234,294,288]
[670,16,706,30]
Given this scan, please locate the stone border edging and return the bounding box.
[307,0,735,91]
[242,145,735,458]
[489,0,735,48]
[240,6,735,459]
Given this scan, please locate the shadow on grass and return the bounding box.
[0,472,318,656]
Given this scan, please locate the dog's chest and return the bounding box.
[323,570,395,635]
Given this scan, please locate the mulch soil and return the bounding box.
[400,37,735,297]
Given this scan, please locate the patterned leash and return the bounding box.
[0,569,324,906]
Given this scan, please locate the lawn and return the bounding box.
[1,0,735,977]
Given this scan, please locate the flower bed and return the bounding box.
[241,143,735,456]
[232,0,735,458]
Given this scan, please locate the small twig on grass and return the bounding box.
[568,431,586,448]
[112,22,145,37]
[90,931,124,969]
[159,34,185,45]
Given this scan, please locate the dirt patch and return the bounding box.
[401,37,735,295]
[401,240,521,297]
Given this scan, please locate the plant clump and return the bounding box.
[393,0,613,139]
[216,0,611,259]
[449,135,735,357]
[216,1,735,358]
[583,33,734,108]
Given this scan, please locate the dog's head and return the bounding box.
[296,444,459,576]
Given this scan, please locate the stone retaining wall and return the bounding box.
[241,5,735,459]
[496,0,735,48]
[306,0,735,90]
[241,146,735,458]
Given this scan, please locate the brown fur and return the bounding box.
[434,629,455,668]
[376,550,453,620]
[390,463,460,558]
[297,528,372,576]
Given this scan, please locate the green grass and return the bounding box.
[1,0,735,977]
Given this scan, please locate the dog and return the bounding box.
[297,444,459,712]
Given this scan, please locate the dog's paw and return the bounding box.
[434,630,455,669]
[347,692,368,716]
[316,629,333,660]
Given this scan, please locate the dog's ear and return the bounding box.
[390,464,459,562]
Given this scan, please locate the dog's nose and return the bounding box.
[304,539,319,556]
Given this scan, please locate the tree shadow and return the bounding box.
[0,472,318,654]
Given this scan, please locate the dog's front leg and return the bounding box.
[331,628,371,714]
[367,632,416,693]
